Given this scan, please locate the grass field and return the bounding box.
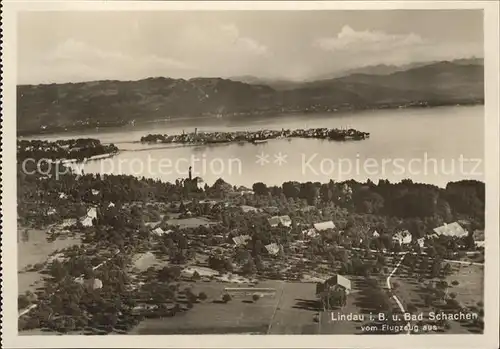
[131,280,281,334]
[445,263,484,308]
[267,282,319,334]
[131,277,392,335]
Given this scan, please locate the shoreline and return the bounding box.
[17,103,483,138]
[47,151,119,164]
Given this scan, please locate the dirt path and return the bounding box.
[266,281,285,334]
[386,253,411,335]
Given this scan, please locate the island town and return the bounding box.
[140,127,370,145]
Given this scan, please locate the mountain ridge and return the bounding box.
[17,60,484,135]
[229,57,484,89]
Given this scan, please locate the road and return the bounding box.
[266,281,285,334]
[444,259,484,266]
[386,252,411,335]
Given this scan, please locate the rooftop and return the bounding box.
[325,274,352,290]
[433,222,468,238]
[232,235,251,246]
[265,243,281,255]
[268,215,292,227]
[314,221,335,231]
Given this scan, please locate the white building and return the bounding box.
[80,207,98,227]
[81,216,93,227]
[87,207,98,220]
[152,227,164,236]
[60,218,77,228]
[393,230,412,245]
[433,222,468,238]
[232,235,251,246]
[474,230,485,248]
[152,227,172,236]
[76,277,103,290]
[302,228,318,238]
[313,221,335,232]
[319,274,352,295]
[265,243,281,255]
[268,215,292,228]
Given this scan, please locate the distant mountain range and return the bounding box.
[231,58,484,89]
[17,59,484,135]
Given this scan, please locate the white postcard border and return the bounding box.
[1,1,499,348]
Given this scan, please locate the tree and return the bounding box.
[179,201,186,212]
[377,254,386,266]
[18,295,31,310]
[255,235,268,250]
[198,292,207,301]
[252,182,268,195]
[208,255,232,273]
[393,243,402,254]
[22,229,30,242]
[186,290,198,304]
[222,294,231,303]
[158,266,181,282]
[49,260,68,282]
[354,191,385,214]
[234,249,251,264]
[252,294,260,302]
[423,294,432,307]
[431,260,442,278]
[254,255,264,271]
[242,259,256,275]
[442,263,453,276]
[321,288,346,309]
[192,271,201,281]
[178,235,188,250]
[282,181,300,199]
[436,199,453,222]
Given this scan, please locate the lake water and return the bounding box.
[39,106,484,188]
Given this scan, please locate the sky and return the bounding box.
[17,10,484,84]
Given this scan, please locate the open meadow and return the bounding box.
[267,281,319,334]
[131,280,282,334]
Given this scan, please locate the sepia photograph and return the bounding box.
[1,1,499,348]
